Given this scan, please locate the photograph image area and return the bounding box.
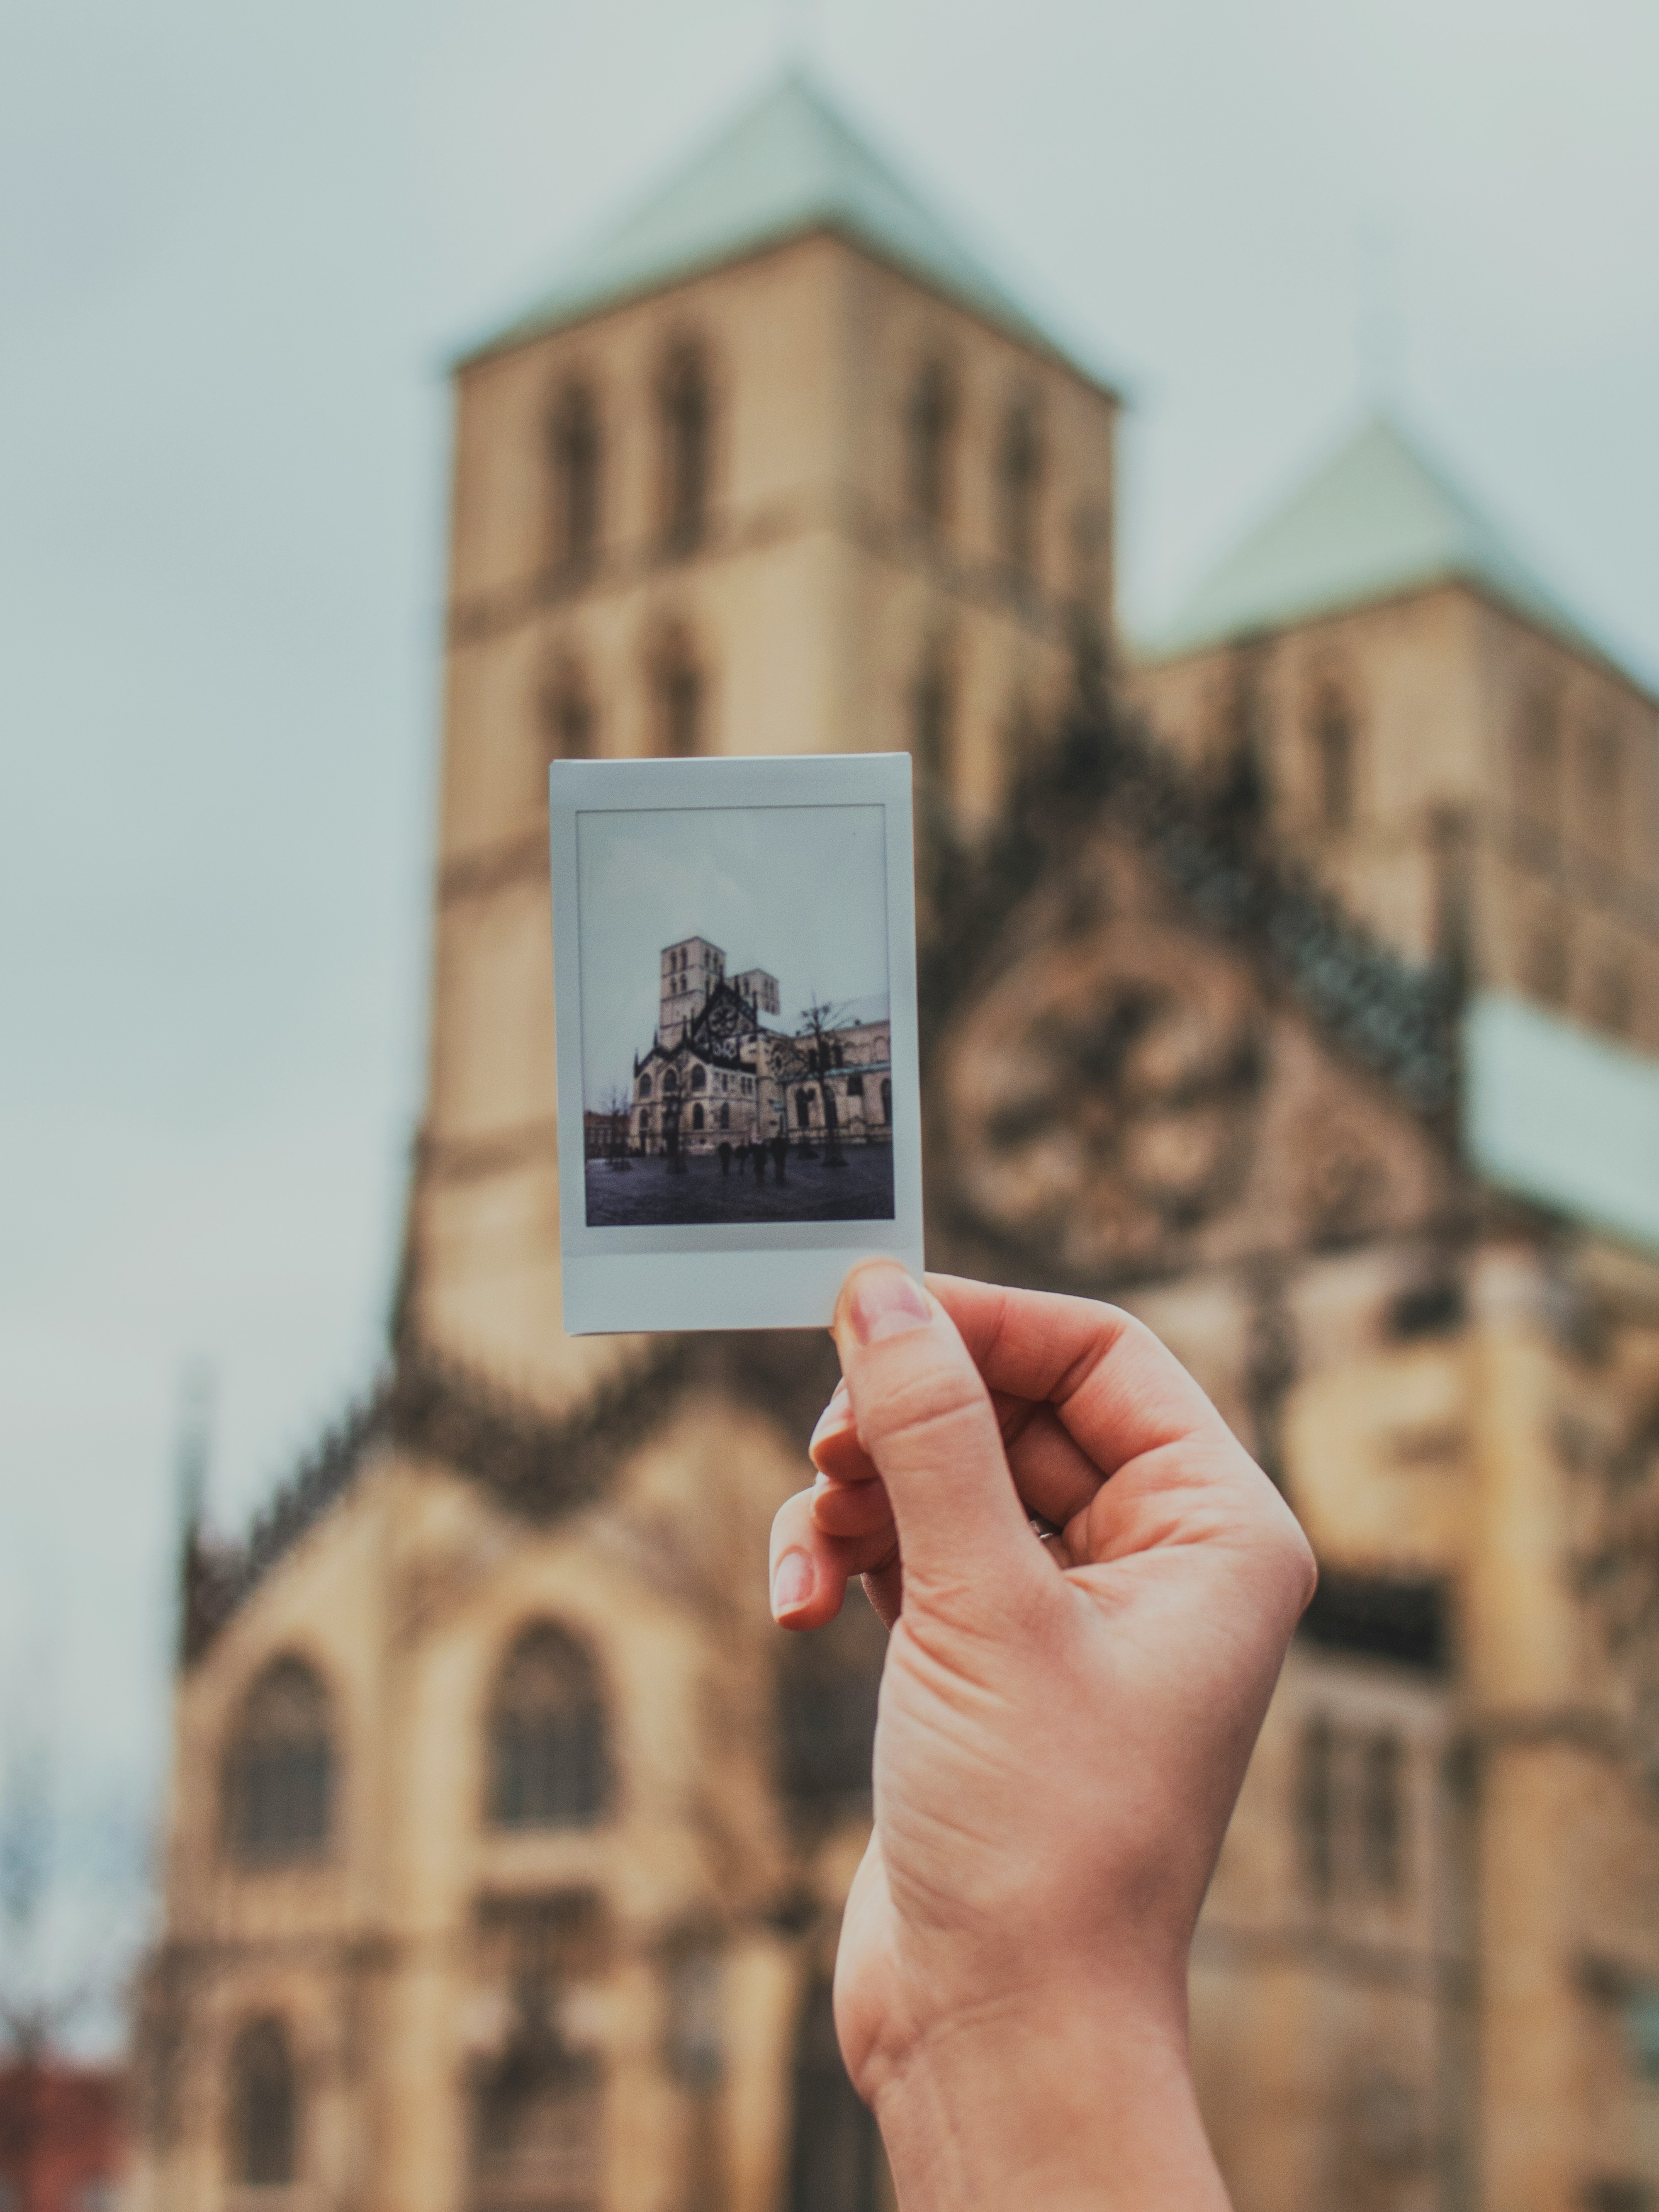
[576,803,894,1228]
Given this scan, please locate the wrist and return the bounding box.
[868,1991,1228,2212]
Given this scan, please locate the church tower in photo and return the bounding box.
[134,62,1659,2212]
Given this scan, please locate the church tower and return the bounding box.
[411,70,1119,1404]
[1129,415,1659,1044]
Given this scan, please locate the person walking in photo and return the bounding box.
[771,1131,788,1183]
[718,1139,732,1177]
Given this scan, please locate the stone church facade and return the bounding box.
[133,69,1659,2212]
[630,936,891,1160]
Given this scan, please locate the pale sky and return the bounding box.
[2,0,1655,2046]
[575,805,889,1109]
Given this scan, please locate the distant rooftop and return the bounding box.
[462,68,1117,392]
[1147,413,1620,674]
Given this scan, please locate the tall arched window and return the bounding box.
[1361,1730,1405,1895]
[1584,722,1625,862]
[222,1656,334,1867]
[1297,1715,1335,1902]
[786,1979,887,2212]
[489,1624,609,1830]
[1514,688,1561,839]
[1311,684,1355,832]
[910,642,954,784]
[651,626,703,757]
[228,2017,297,2186]
[997,395,1044,582]
[541,655,596,761]
[659,344,711,553]
[548,381,602,573]
[906,359,955,532]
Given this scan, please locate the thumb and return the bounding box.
[832,1263,1044,1608]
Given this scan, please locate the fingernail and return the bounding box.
[772,1550,815,1617]
[810,1381,851,1446]
[847,1267,932,1346]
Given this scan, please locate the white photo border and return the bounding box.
[550,752,924,1333]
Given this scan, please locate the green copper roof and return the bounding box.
[463,69,1114,389]
[1149,413,1608,666]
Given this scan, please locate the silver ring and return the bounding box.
[1028,1514,1063,1544]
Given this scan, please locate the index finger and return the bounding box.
[924,1273,1234,1480]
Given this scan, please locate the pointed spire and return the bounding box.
[462,69,1116,393]
[1150,412,1615,672]
[173,1363,215,1669]
[173,1363,213,1543]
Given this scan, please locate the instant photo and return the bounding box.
[550,754,924,1334]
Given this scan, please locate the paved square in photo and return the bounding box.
[584,1144,895,1226]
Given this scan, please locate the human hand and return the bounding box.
[768,1267,1316,2211]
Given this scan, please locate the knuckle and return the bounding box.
[857,1360,992,1463]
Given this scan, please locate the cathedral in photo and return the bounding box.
[133,68,1659,2212]
[628,937,891,1161]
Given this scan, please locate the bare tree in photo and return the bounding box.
[770,1001,851,1168]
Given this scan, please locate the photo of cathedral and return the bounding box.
[131,66,1659,2212]
[574,800,895,1225]
[587,932,893,1226]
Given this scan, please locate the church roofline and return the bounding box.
[1138,411,1653,701]
[180,1330,840,1664]
[452,68,1124,402]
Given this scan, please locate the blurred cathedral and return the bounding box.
[131,68,1659,2212]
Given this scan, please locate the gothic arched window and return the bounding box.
[1311,685,1356,832]
[691,1103,704,1130]
[222,1655,334,1867]
[542,655,596,761]
[659,344,711,553]
[1584,722,1625,861]
[1361,1730,1405,1895]
[228,2017,297,2186]
[489,1624,609,1830]
[786,1979,887,2212]
[1515,688,1562,838]
[1297,1715,1335,1902]
[638,1074,652,1097]
[690,1065,707,1091]
[906,359,955,532]
[549,380,602,573]
[910,643,954,784]
[651,626,703,757]
[997,395,1044,582]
